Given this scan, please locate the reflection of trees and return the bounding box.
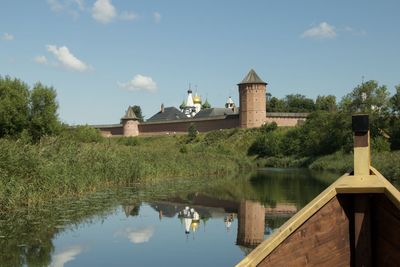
[0,191,139,267]
[197,169,337,208]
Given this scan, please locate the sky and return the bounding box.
[1,0,399,125]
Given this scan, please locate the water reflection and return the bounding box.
[50,245,84,267]
[0,168,339,267]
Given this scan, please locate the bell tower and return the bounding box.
[238,69,267,128]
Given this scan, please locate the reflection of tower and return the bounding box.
[236,200,265,247]
[238,69,267,128]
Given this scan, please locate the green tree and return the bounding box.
[389,119,400,150]
[390,85,400,114]
[267,97,286,112]
[187,123,198,142]
[285,94,315,112]
[0,76,30,137]
[315,95,337,112]
[29,83,60,141]
[131,105,144,122]
[339,80,390,114]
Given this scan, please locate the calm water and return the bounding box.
[0,168,339,267]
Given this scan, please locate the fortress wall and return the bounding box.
[265,116,306,127]
[94,114,307,137]
[139,115,240,134]
[98,126,123,137]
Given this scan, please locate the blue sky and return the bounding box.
[1,0,399,124]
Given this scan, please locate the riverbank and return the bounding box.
[0,128,258,211]
[261,150,400,187]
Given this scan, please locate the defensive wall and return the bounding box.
[92,70,309,137]
[95,112,308,137]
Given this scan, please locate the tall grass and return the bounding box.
[0,129,256,211]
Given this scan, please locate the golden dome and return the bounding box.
[192,95,202,104]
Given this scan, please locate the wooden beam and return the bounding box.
[354,194,372,267]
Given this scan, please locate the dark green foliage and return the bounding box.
[390,85,400,114]
[0,76,61,141]
[339,80,390,113]
[131,105,144,122]
[0,76,30,137]
[29,83,60,141]
[389,118,400,150]
[248,131,282,157]
[267,97,286,112]
[61,125,103,143]
[285,94,315,112]
[371,136,390,152]
[187,123,198,142]
[116,136,140,146]
[267,94,315,112]
[259,122,278,133]
[316,95,337,112]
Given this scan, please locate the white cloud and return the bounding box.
[153,12,161,23]
[46,45,90,72]
[47,0,64,11]
[92,0,116,23]
[118,74,158,92]
[301,22,337,39]
[34,55,48,64]
[124,227,155,244]
[47,0,84,18]
[344,26,367,36]
[50,245,83,267]
[120,11,138,21]
[2,33,14,41]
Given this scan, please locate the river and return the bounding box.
[0,168,341,266]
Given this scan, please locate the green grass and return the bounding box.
[309,150,400,187]
[0,128,260,211]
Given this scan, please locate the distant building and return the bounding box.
[94,69,308,137]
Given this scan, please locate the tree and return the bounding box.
[0,76,30,137]
[187,123,198,142]
[339,80,390,114]
[390,85,400,114]
[131,105,144,122]
[316,95,337,112]
[267,97,286,112]
[285,94,315,112]
[29,83,60,141]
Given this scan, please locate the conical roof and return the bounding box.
[238,69,267,85]
[121,106,138,120]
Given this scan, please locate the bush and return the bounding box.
[371,136,390,152]
[248,131,283,157]
[187,123,198,143]
[116,136,140,146]
[61,125,103,143]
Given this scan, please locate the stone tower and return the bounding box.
[238,69,267,128]
[121,106,139,137]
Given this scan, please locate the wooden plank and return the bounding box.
[354,195,372,267]
[372,194,400,266]
[257,196,351,267]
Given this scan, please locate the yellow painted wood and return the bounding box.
[236,167,400,267]
[354,131,370,176]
